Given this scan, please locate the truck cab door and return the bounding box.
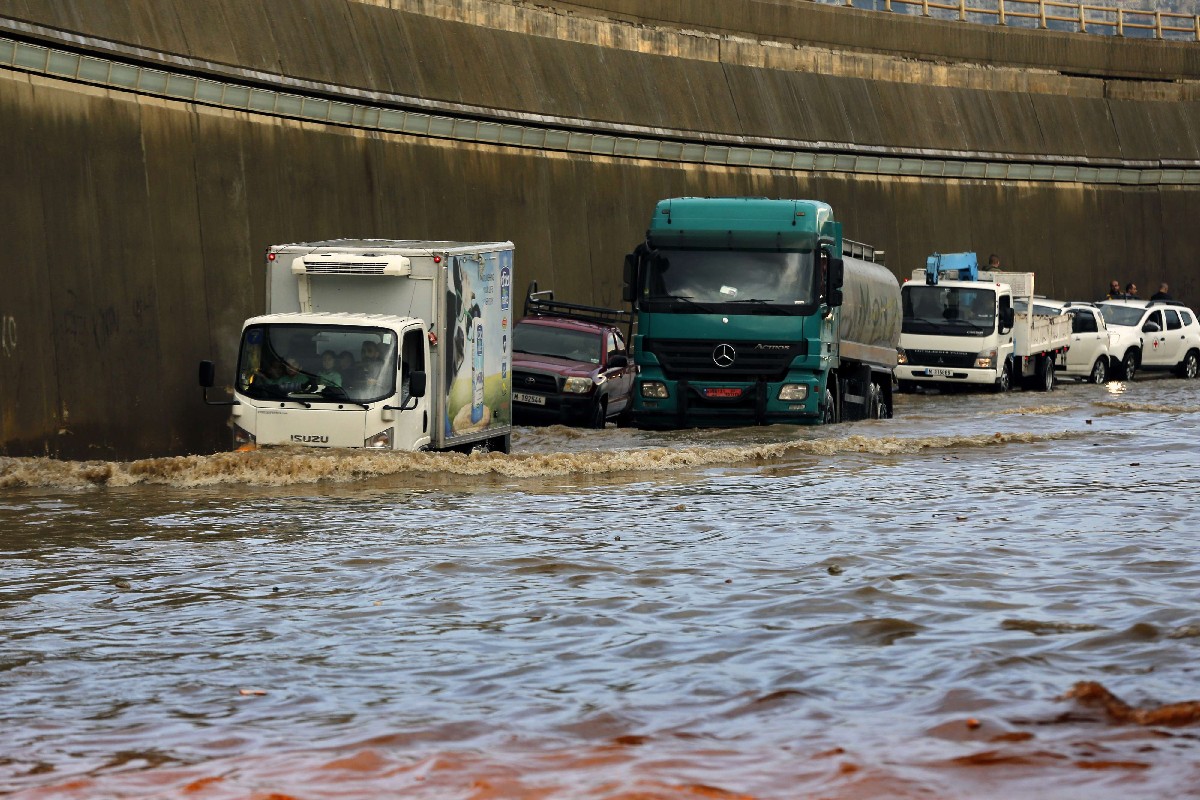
[393,327,431,449]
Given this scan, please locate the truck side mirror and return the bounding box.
[198,360,239,406]
[1000,307,1015,330]
[409,370,427,398]
[827,257,845,308]
[608,354,628,369]
[622,253,638,304]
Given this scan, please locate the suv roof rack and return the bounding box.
[524,281,632,337]
[1147,299,1186,307]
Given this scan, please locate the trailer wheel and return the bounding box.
[1036,356,1055,392]
[992,358,1012,393]
[866,382,885,419]
[1088,357,1108,384]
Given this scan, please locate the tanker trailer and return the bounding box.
[623,196,901,427]
[833,252,902,420]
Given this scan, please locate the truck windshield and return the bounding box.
[236,324,397,403]
[514,324,601,364]
[902,285,996,337]
[643,249,817,313]
[1096,304,1145,327]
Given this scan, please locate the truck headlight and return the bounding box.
[233,424,256,452]
[896,348,908,365]
[779,384,809,401]
[364,427,393,449]
[974,349,998,369]
[641,381,669,399]
[563,377,594,394]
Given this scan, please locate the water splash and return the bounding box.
[0,431,1084,490]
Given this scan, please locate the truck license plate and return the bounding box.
[513,392,546,405]
[926,368,955,377]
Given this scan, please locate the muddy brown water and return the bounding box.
[3,377,1200,799]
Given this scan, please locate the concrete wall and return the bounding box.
[2,0,1199,458]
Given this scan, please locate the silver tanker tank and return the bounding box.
[837,255,902,369]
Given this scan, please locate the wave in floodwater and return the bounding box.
[1091,400,1200,414]
[0,430,1084,489]
[995,404,1071,416]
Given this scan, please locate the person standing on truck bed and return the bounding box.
[1151,283,1172,301]
[1126,283,1139,300]
[988,254,1001,269]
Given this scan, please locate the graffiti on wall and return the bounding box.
[1,315,15,357]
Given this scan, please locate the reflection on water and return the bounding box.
[3,377,1200,798]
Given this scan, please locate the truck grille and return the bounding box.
[642,339,805,380]
[513,371,559,392]
[904,349,977,369]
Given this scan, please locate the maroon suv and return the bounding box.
[511,286,634,428]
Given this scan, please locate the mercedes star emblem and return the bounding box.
[713,343,736,368]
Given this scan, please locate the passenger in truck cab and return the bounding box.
[400,361,411,404]
[277,358,308,392]
[357,340,388,395]
[337,350,356,379]
[317,350,342,387]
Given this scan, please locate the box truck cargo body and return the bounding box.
[200,240,514,453]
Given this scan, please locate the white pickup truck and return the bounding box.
[896,254,1072,393]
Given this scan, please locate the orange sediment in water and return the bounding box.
[1063,681,1200,726]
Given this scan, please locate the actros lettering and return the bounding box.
[290,434,329,443]
[0,315,15,357]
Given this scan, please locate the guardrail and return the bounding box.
[820,0,1200,41]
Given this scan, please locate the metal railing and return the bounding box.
[821,0,1200,41]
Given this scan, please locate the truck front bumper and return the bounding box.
[632,378,823,428]
[895,365,998,385]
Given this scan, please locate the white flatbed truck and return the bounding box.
[896,253,1071,393]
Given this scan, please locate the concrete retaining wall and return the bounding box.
[2,0,1199,458]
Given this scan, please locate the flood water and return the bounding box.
[3,377,1200,799]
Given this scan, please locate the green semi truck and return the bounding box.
[623,197,901,428]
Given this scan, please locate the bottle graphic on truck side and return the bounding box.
[472,321,485,424]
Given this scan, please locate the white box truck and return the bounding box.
[200,239,514,453]
[895,253,1071,393]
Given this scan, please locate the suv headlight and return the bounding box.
[563,377,594,394]
[974,349,998,369]
[364,427,393,449]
